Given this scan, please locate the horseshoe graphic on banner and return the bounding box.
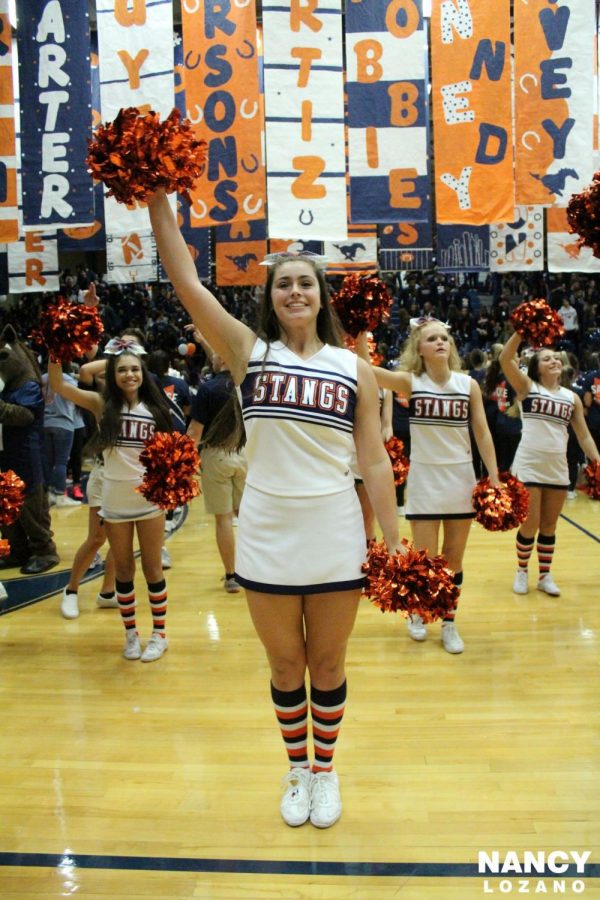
[299,210,314,226]
[243,194,263,216]
[187,104,203,124]
[240,99,258,119]
[236,40,255,59]
[519,73,538,93]
[190,199,208,221]
[234,0,252,7]
[522,131,541,150]
[183,0,201,13]
[241,154,259,174]
[185,51,201,70]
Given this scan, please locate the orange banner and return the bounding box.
[215,221,267,287]
[430,0,514,224]
[182,2,265,228]
[0,9,19,243]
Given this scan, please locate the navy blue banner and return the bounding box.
[436,225,490,273]
[17,0,94,229]
[379,221,433,271]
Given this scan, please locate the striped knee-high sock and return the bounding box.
[443,571,463,622]
[536,533,556,577]
[148,579,167,637]
[516,531,535,571]
[116,579,136,633]
[271,683,309,770]
[311,681,347,774]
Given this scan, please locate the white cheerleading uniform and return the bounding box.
[235,338,365,594]
[406,371,476,520]
[511,382,574,489]
[100,402,162,522]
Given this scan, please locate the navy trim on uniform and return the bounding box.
[234,574,366,595]
[522,482,569,490]
[406,512,476,521]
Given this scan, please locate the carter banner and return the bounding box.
[181,0,265,228]
[345,0,430,224]
[514,0,595,207]
[7,230,59,292]
[16,0,94,230]
[262,0,347,240]
[546,207,600,273]
[489,206,544,272]
[430,0,514,225]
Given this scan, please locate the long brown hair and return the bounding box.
[97,353,173,451]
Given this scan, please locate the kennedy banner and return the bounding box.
[0,2,18,243]
[345,0,430,224]
[16,0,94,230]
[7,230,59,292]
[430,0,514,224]
[262,0,347,240]
[514,0,595,206]
[489,207,544,272]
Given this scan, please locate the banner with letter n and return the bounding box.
[262,0,347,240]
[546,208,600,273]
[436,224,489,273]
[345,0,430,225]
[378,220,433,271]
[181,0,265,229]
[514,0,595,207]
[430,0,514,224]
[7,230,59,292]
[96,0,175,237]
[215,219,267,287]
[0,1,19,243]
[16,0,94,230]
[489,206,544,272]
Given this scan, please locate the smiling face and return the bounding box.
[113,353,143,398]
[270,260,321,331]
[532,349,562,384]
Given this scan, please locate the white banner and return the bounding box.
[106,231,157,284]
[489,207,544,272]
[546,208,600,273]
[262,0,347,240]
[7,231,59,293]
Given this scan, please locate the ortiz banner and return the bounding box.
[514,0,595,207]
[430,0,514,224]
[16,0,94,230]
[262,0,347,240]
[345,0,430,224]
[489,207,544,272]
[181,0,265,228]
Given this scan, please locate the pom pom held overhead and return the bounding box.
[30,298,103,363]
[331,274,392,338]
[510,298,564,348]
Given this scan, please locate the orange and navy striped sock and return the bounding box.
[536,533,556,578]
[116,579,136,633]
[148,579,167,637]
[516,531,535,571]
[443,571,463,623]
[270,683,309,769]
[311,681,347,774]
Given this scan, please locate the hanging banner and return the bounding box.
[7,231,59,292]
[0,2,19,243]
[325,226,378,276]
[546,208,600,273]
[96,0,174,236]
[181,0,265,228]
[0,244,7,293]
[105,231,157,284]
[514,0,595,207]
[215,220,267,287]
[262,0,347,240]
[16,0,94,230]
[430,0,514,224]
[345,0,430,224]
[489,206,544,272]
[379,221,434,271]
[436,224,489,272]
[268,238,323,257]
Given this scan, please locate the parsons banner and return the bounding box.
[430,0,514,225]
[345,0,430,224]
[16,0,94,230]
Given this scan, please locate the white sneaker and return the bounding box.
[47,491,57,508]
[87,552,102,572]
[512,570,529,595]
[280,767,311,827]
[123,631,141,660]
[397,506,405,516]
[161,546,172,569]
[407,613,427,641]
[141,632,168,662]
[441,621,464,654]
[54,493,82,508]
[223,575,241,594]
[567,491,577,500]
[0,582,8,602]
[96,592,119,609]
[310,770,342,828]
[537,573,560,596]
[61,588,79,619]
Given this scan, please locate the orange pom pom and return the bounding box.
[331,275,392,338]
[0,470,26,527]
[510,299,564,348]
[472,473,530,531]
[30,297,104,363]
[581,460,600,500]
[137,432,201,510]
[384,437,409,486]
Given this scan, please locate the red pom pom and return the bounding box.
[344,332,384,366]
[0,538,10,558]
[510,299,564,348]
[137,432,201,510]
[331,275,392,338]
[30,297,104,363]
[362,539,459,622]
[0,470,26,527]
[581,460,600,500]
[87,106,207,205]
[566,171,600,258]
[472,473,530,531]
[384,437,409,486]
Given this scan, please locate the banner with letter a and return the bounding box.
[16,0,94,230]
[489,207,544,272]
[430,0,513,224]
[345,0,430,225]
[7,231,59,292]
[546,208,600,273]
[0,1,19,243]
[262,0,347,240]
[181,0,265,229]
[514,0,595,207]
[96,0,175,237]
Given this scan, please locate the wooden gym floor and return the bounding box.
[0,491,599,898]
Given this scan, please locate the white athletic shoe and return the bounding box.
[61,588,79,619]
[310,770,342,828]
[141,632,168,662]
[512,570,529,595]
[537,573,561,596]
[123,631,141,660]
[441,621,464,654]
[280,767,311,827]
[407,613,427,641]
